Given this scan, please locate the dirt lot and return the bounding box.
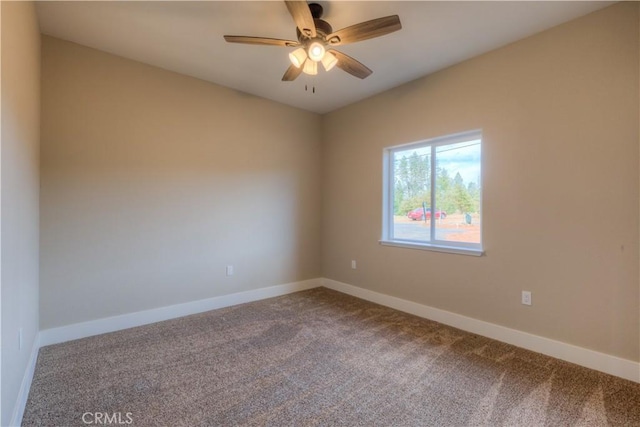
[394,213,481,243]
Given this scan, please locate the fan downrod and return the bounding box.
[223,1,402,81]
[309,3,323,19]
[299,3,332,39]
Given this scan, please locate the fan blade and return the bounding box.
[326,15,401,46]
[224,35,299,47]
[282,64,303,81]
[329,50,372,79]
[284,1,316,38]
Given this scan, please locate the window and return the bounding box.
[381,130,483,255]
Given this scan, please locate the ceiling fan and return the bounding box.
[224,1,401,81]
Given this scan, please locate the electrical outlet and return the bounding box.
[226,265,234,276]
[522,291,532,306]
[351,260,357,269]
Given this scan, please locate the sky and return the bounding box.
[394,139,481,185]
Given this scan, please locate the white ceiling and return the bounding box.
[36,1,613,114]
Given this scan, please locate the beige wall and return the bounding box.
[31,0,640,367]
[40,36,322,329]
[1,1,41,424]
[322,2,640,361]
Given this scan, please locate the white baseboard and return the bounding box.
[40,278,322,347]
[322,278,640,383]
[19,274,638,427]
[17,278,321,426]
[9,334,41,427]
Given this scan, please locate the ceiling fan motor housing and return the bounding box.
[296,19,332,42]
[224,1,402,81]
[294,2,332,44]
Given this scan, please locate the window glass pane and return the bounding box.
[392,147,432,242]
[434,139,482,244]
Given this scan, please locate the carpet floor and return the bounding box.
[23,288,640,426]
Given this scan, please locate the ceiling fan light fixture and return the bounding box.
[307,41,325,62]
[303,59,318,75]
[289,47,307,68]
[321,51,338,71]
[224,1,402,82]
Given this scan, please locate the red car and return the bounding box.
[407,207,447,221]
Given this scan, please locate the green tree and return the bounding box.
[393,183,405,215]
[453,171,464,187]
[399,191,431,216]
[452,172,473,213]
[436,167,455,213]
[467,182,480,213]
[394,152,431,215]
[396,155,409,195]
[407,152,428,198]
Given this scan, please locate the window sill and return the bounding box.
[379,240,484,257]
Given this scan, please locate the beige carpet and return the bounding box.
[23,288,640,426]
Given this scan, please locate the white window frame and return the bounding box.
[380,130,483,256]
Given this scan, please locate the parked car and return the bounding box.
[407,207,447,220]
